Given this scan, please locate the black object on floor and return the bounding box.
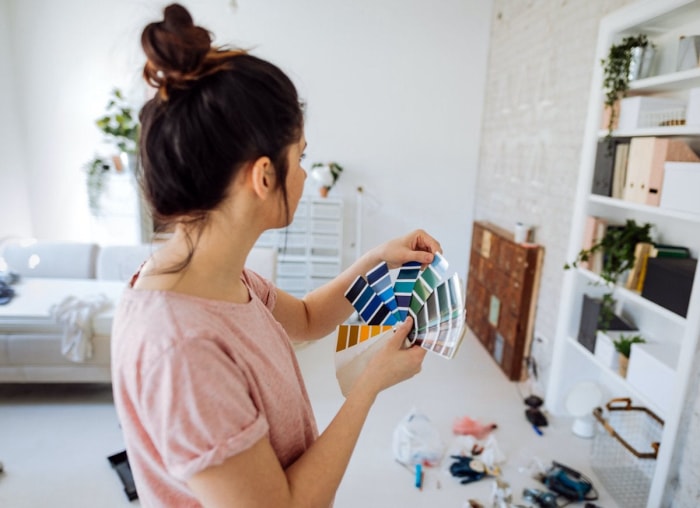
[108,450,138,501]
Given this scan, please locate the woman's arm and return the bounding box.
[273,229,441,341]
[187,319,426,508]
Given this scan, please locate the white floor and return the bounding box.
[0,331,619,508]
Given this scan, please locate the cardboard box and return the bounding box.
[660,162,700,215]
[617,96,685,131]
[627,341,679,415]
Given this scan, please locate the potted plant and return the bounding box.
[613,334,646,377]
[310,162,344,197]
[601,34,654,137]
[564,219,652,284]
[95,88,140,164]
[85,89,140,215]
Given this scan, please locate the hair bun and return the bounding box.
[142,3,213,97]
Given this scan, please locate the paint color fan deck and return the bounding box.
[340,253,467,359]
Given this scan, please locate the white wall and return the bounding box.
[0,0,32,239]
[3,0,492,280]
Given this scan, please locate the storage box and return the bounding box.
[677,35,700,71]
[660,162,700,215]
[617,96,685,130]
[627,342,679,415]
[641,257,697,317]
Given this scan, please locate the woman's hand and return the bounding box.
[356,318,427,395]
[370,229,442,269]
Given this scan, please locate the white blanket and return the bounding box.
[49,294,111,362]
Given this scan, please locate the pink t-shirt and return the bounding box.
[111,269,318,506]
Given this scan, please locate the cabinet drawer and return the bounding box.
[311,219,341,235]
[277,277,308,292]
[277,261,307,277]
[309,276,334,290]
[311,202,342,219]
[286,218,308,233]
[310,261,340,277]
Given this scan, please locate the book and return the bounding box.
[625,242,653,292]
[579,216,607,273]
[611,141,630,199]
[592,140,616,196]
[650,244,691,259]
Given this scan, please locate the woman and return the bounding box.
[111,4,441,507]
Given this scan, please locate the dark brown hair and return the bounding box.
[139,3,303,231]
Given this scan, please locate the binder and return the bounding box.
[622,137,700,206]
[592,139,631,197]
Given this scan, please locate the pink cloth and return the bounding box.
[111,269,318,507]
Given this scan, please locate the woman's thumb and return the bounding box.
[391,316,415,348]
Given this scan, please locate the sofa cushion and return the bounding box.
[2,333,111,366]
[1,240,99,279]
[96,244,156,281]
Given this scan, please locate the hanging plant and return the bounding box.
[564,219,652,284]
[601,34,652,136]
[84,156,111,216]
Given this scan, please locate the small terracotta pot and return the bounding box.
[618,355,629,378]
[319,187,329,198]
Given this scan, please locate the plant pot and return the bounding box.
[628,45,655,81]
[618,355,629,378]
[319,186,329,198]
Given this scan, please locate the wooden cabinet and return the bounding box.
[466,221,543,380]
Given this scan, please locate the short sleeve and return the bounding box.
[138,337,269,481]
[242,268,277,310]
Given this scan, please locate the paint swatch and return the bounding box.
[366,261,402,323]
[339,254,466,360]
[345,275,398,325]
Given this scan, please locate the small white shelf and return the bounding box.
[576,268,688,326]
[565,336,666,418]
[628,67,700,93]
[599,125,700,138]
[588,195,700,224]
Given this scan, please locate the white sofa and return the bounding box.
[0,240,276,383]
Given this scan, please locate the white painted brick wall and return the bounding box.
[476,0,634,385]
[477,1,700,506]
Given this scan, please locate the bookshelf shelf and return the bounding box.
[587,195,700,224]
[565,335,666,418]
[628,67,700,93]
[576,267,688,326]
[548,1,700,506]
[599,125,700,138]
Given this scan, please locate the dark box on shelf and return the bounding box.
[578,294,636,353]
[642,257,697,317]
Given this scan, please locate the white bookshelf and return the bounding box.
[255,196,343,297]
[546,1,700,506]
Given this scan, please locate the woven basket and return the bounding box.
[591,398,663,508]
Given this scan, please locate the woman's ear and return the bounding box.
[249,156,275,198]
